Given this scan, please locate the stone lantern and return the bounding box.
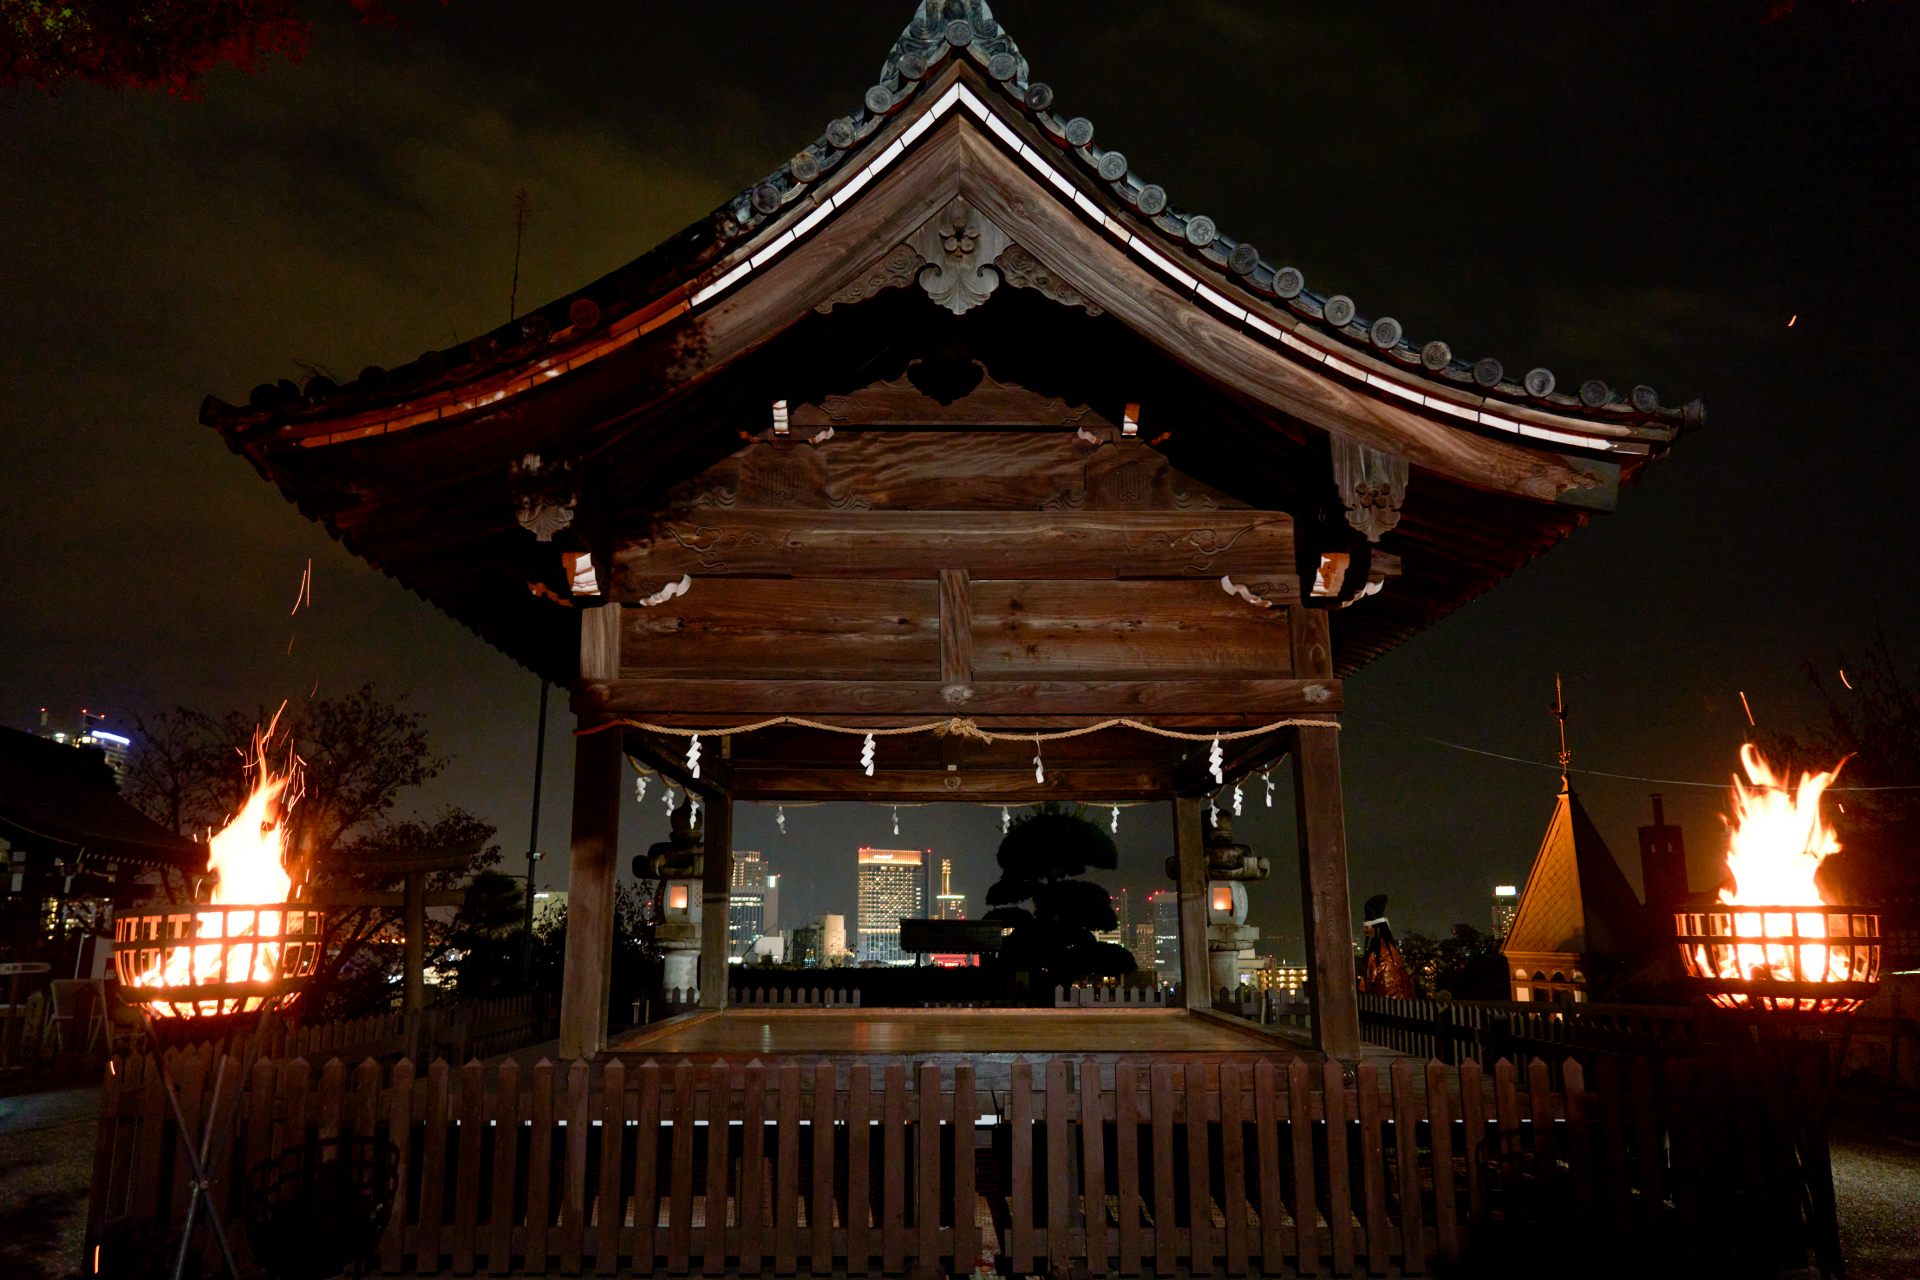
[635,801,705,999]
[1167,812,1271,1001]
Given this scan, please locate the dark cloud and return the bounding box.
[2,1,1916,945]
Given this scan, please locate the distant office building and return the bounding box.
[857,848,925,965]
[36,708,132,789]
[1490,884,1519,939]
[817,913,848,963]
[730,849,772,959]
[1148,889,1179,984]
[1131,922,1155,972]
[793,913,850,968]
[934,858,968,920]
[1113,887,1134,940]
[1253,961,1309,998]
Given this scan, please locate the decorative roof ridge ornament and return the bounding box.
[880,1,1022,90]
[1331,435,1408,543]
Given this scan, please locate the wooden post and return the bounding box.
[402,869,426,1061]
[1290,721,1360,1059]
[558,727,623,1058]
[699,794,733,1010]
[1171,795,1210,1010]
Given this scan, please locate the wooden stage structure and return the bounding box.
[141,2,1740,1273]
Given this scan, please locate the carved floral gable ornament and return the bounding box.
[1331,435,1409,542]
[816,196,1103,318]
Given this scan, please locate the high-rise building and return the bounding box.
[37,708,132,789]
[1130,922,1155,972]
[1490,884,1519,940]
[730,849,771,959]
[856,848,925,965]
[1112,887,1134,939]
[934,858,967,920]
[1148,889,1180,985]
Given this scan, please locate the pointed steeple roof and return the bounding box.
[1503,783,1647,958]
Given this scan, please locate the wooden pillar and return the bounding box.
[699,796,734,1011]
[558,727,623,1059]
[1290,722,1361,1059]
[402,869,426,1061]
[1171,795,1211,1010]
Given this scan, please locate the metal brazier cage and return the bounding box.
[114,902,326,1019]
[1675,906,1881,1015]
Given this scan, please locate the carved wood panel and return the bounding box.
[620,579,939,680]
[969,579,1293,680]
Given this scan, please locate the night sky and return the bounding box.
[4,2,1916,955]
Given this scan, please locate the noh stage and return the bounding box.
[611,1005,1302,1060]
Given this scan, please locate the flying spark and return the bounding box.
[1738,691,1755,727]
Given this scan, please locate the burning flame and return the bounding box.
[136,731,302,1017]
[1697,743,1851,1001]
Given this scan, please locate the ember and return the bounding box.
[1675,744,1881,1014]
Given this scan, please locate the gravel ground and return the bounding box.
[0,1083,101,1280]
[1829,1091,1920,1280]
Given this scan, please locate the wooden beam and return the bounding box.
[727,767,1171,804]
[1290,722,1360,1059]
[1172,796,1211,1011]
[699,797,733,1012]
[559,727,623,1059]
[939,568,972,686]
[1170,729,1293,797]
[579,604,621,682]
[612,511,1297,593]
[622,729,731,800]
[577,677,1341,721]
[1288,606,1335,680]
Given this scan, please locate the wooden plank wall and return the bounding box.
[87,1049,1818,1278]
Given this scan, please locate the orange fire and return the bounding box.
[135,740,301,1017]
[1696,743,1852,1001]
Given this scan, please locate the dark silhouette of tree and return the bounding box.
[124,685,508,1018]
[1765,629,1920,907]
[1397,925,1509,1001]
[529,883,660,1027]
[984,803,1136,987]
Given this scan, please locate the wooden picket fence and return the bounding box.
[1357,992,1707,1066]
[87,1047,1826,1277]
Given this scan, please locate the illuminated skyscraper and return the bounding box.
[730,850,771,959]
[1491,884,1519,940]
[856,848,925,965]
[934,858,967,920]
[1148,889,1180,984]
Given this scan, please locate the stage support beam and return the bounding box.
[699,796,734,1011]
[1290,720,1360,1059]
[1172,795,1211,1010]
[558,725,623,1058]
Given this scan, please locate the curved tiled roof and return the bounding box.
[205,0,1701,450]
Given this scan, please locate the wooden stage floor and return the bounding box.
[605,1006,1305,1059]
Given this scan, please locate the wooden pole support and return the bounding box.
[1172,796,1211,1010]
[699,796,734,1011]
[559,726,623,1058]
[1290,721,1360,1059]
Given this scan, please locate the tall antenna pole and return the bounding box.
[508,185,533,322]
[1550,673,1572,791]
[522,678,549,983]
